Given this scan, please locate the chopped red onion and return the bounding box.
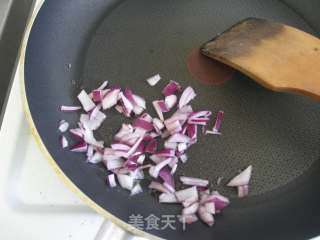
[90,104,102,120]
[111,143,131,151]
[132,94,146,109]
[107,174,117,188]
[186,124,197,141]
[146,74,161,86]
[80,112,106,131]
[238,185,249,198]
[145,139,158,154]
[70,141,88,152]
[60,135,69,148]
[180,176,209,187]
[88,151,103,164]
[149,154,167,164]
[125,136,144,158]
[96,80,108,90]
[167,133,191,143]
[179,154,188,163]
[207,110,224,135]
[77,90,96,112]
[159,167,175,191]
[131,183,143,196]
[198,206,214,226]
[137,154,146,165]
[86,145,94,158]
[164,141,177,150]
[69,128,83,139]
[149,181,170,193]
[102,88,120,110]
[201,192,230,212]
[117,174,134,190]
[91,90,104,102]
[182,202,199,215]
[119,92,134,117]
[178,86,196,109]
[141,113,152,122]
[165,95,177,109]
[159,193,178,203]
[123,88,136,105]
[58,120,69,133]
[149,158,172,178]
[130,169,145,180]
[105,158,124,170]
[178,214,198,225]
[175,186,198,202]
[83,127,104,148]
[204,202,215,215]
[170,163,178,175]
[133,118,154,131]
[153,149,175,158]
[162,81,181,96]
[60,105,82,112]
[152,100,166,121]
[177,143,187,152]
[227,165,252,187]
[165,120,182,134]
[182,195,198,208]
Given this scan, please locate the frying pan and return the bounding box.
[23,0,320,239]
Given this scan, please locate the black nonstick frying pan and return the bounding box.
[24,0,320,239]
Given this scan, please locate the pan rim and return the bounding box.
[20,1,161,239]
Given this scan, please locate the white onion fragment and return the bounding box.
[77,90,96,112]
[180,176,209,187]
[146,74,161,86]
[60,135,69,148]
[58,120,69,133]
[60,78,236,229]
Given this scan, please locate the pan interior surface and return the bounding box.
[25,0,320,239]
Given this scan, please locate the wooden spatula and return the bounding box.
[201,18,320,100]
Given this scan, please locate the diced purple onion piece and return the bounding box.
[182,202,199,215]
[102,88,120,110]
[159,167,175,190]
[117,174,134,190]
[132,94,146,109]
[179,214,198,225]
[198,206,214,226]
[58,120,69,133]
[145,139,158,154]
[167,133,191,143]
[77,90,96,112]
[88,151,103,164]
[152,101,164,121]
[70,141,88,152]
[182,195,198,208]
[146,74,161,86]
[180,176,209,187]
[238,185,249,198]
[227,165,252,187]
[164,95,177,109]
[179,154,188,163]
[162,81,181,96]
[204,202,215,215]
[175,186,198,202]
[178,86,196,109]
[149,158,172,178]
[130,183,143,196]
[133,118,154,131]
[60,135,69,148]
[60,105,82,112]
[107,174,117,188]
[149,181,170,193]
[212,110,224,134]
[159,193,178,203]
